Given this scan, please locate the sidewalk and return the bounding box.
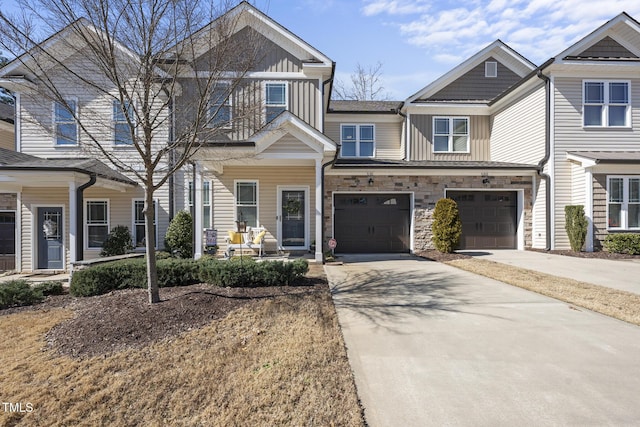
[461,250,640,295]
[0,272,69,284]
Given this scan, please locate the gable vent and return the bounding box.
[485,61,497,78]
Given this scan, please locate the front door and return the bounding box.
[37,207,64,270]
[278,188,307,250]
[0,211,15,271]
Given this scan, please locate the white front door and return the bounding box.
[277,186,308,250]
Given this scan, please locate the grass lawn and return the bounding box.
[0,269,364,426]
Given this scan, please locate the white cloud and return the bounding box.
[361,0,432,16]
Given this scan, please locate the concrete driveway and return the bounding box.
[326,255,640,427]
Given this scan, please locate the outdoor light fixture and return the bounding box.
[482,178,490,184]
[368,177,374,186]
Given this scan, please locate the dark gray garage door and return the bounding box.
[448,191,517,250]
[334,194,410,253]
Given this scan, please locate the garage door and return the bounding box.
[448,191,517,250]
[334,194,410,253]
[0,211,16,271]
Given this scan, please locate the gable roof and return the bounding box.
[251,111,336,155]
[556,12,640,61]
[328,100,402,114]
[182,1,332,68]
[406,40,535,104]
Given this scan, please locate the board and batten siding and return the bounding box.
[211,166,316,253]
[552,77,640,249]
[324,119,403,160]
[490,85,546,164]
[409,115,490,161]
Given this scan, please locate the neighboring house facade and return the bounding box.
[1,4,639,273]
[0,103,16,270]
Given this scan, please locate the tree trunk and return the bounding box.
[145,189,160,303]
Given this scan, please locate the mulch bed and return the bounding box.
[2,265,327,359]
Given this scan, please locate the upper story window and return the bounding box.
[340,124,375,157]
[485,61,497,78]
[433,117,469,153]
[113,100,134,145]
[608,176,640,230]
[208,83,232,128]
[584,81,630,127]
[265,82,287,123]
[54,100,77,145]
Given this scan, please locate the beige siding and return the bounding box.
[211,166,316,253]
[409,115,490,161]
[325,119,403,160]
[532,176,547,248]
[0,126,13,150]
[261,134,317,155]
[491,85,546,164]
[592,174,607,249]
[552,77,640,248]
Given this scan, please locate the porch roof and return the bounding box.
[332,158,540,170]
[0,147,137,186]
[567,151,640,166]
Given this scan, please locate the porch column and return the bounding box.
[315,158,323,263]
[585,168,594,252]
[194,165,203,259]
[68,181,78,264]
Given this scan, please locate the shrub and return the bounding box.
[0,280,44,309]
[33,281,65,297]
[199,258,308,288]
[100,225,134,257]
[431,198,462,253]
[565,205,588,252]
[165,210,193,258]
[70,258,200,297]
[603,233,640,255]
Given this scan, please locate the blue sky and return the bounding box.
[3,0,640,99]
[260,0,640,99]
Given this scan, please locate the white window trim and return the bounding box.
[583,80,631,128]
[85,199,110,250]
[113,99,135,146]
[339,123,376,158]
[132,199,159,250]
[52,98,79,146]
[234,180,259,228]
[207,82,233,129]
[485,61,497,78]
[263,81,288,123]
[432,116,470,153]
[607,175,640,231]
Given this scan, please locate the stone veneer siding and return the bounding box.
[324,174,533,252]
[0,193,17,210]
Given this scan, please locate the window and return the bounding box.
[188,180,212,229]
[208,83,232,128]
[265,82,287,123]
[133,200,157,248]
[584,81,630,127]
[235,181,257,228]
[485,61,497,78]
[86,200,109,249]
[114,100,134,145]
[340,124,375,157]
[433,117,469,153]
[608,176,640,229]
[54,100,77,145]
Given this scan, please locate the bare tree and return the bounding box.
[333,61,389,101]
[0,0,265,303]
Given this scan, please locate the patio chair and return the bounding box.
[225,226,266,257]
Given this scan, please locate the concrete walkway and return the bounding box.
[463,250,640,295]
[326,254,640,427]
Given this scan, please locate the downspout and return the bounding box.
[191,160,196,258]
[536,68,552,250]
[321,147,340,259]
[395,102,408,160]
[76,173,97,261]
[168,94,175,221]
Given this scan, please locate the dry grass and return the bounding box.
[0,291,363,426]
[446,258,640,326]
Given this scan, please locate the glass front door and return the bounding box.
[280,189,306,248]
[37,207,64,269]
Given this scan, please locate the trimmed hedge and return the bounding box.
[0,280,64,309]
[70,257,310,297]
[565,205,587,252]
[432,198,462,253]
[603,233,640,255]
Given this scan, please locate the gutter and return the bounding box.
[76,173,97,261]
[536,67,552,250]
